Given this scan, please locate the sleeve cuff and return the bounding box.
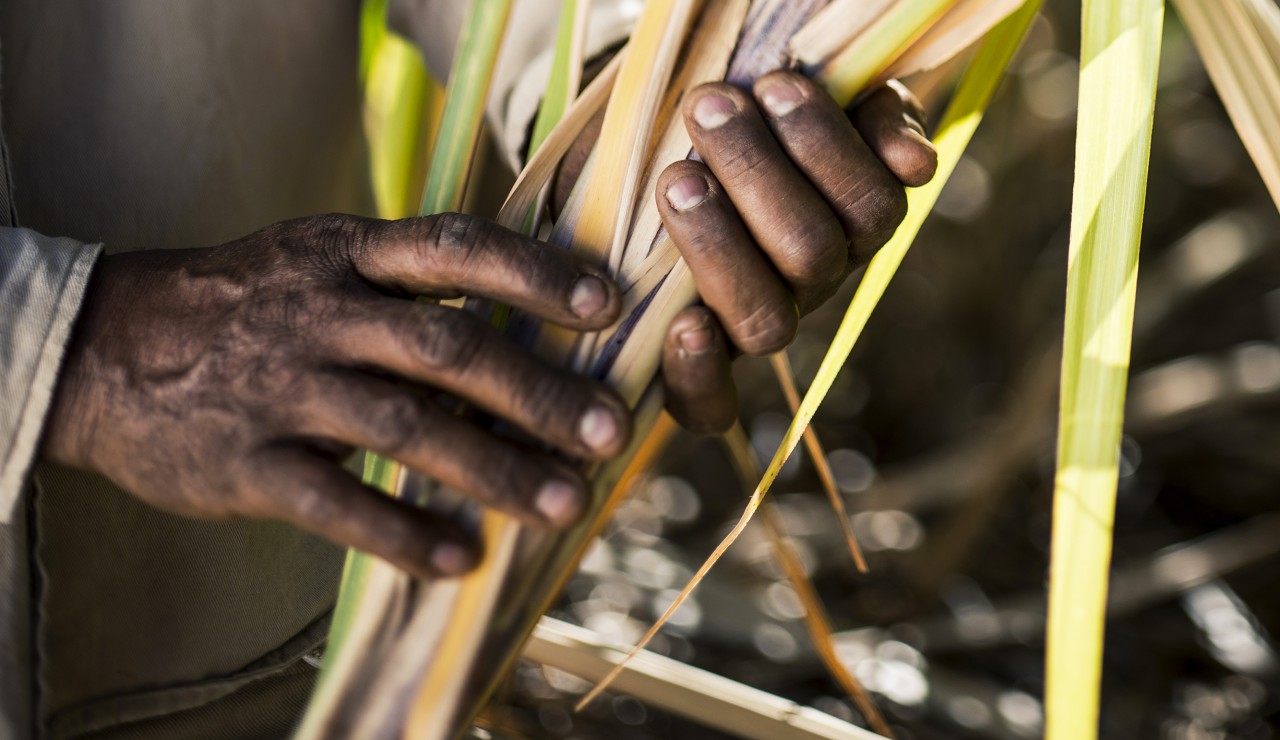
[0,228,101,522]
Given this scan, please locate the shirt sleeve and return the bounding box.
[0,227,100,523]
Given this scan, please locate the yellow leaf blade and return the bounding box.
[751,0,1043,539]
[769,352,868,573]
[1046,1,1164,738]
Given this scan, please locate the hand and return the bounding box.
[656,74,937,432]
[41,214,632,578]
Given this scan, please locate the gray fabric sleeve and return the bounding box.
[0,228,100,524]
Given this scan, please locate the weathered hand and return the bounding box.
[657,74,937,432]
[41,214,632,578]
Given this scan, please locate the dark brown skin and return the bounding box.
[656,74,936,433]
[40,74,934,578]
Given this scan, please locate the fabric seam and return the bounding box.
[45,610,333,739]
[0,242,102,523]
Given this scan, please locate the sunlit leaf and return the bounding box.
[749,0,1043,560]
[528,0,592,158]
[723,425,890,737]
[769,352,867,573]
[815,0,959,104]
[583,1,1043,709]
[418,0,516,217]
[1171,0,1280,211]
[1046,1,1164,738]
[297,4,514,736]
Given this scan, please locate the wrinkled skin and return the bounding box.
[654,75,935,433]
[41,74,934,578]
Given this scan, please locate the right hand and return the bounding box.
[41,213,632,579]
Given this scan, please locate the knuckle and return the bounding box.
[780,216,847,283]
[709,140,776,187]
[517,369,582,437]
[732,301,797,356]
[868,184,910,239]
[410,308,486,374]
[847,180,909,258]
[464,444,530,508]
[300,213,379,268]
[419,212,490,274]
[677,221,730,261]
[367,394,429,454]
[290,481,343,529]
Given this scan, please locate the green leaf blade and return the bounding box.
[750,0,1043,518]
[1046,2,1165,739]
[419,0,515,217]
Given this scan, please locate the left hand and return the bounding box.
[656,72,937,432]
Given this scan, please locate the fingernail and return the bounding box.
[535,479,580,527]
[570,275,609,318]
[579,404,619,454]
[900,123,936,156]
[759,77,805,116]
[693,94,736,129]
[679,326,714,356]
[666,175,709,211]
[431,542,473,576]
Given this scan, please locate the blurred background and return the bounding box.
[368,0,1280,737]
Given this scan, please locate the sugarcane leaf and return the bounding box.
[769,352,868,573]
[498,50,625,231]
[620,0,753,279]
[1170,0,1280,212]
[529,617,894,740]
[575,421,773,711]
[580,3,1042,709]
[299,3,515,735]
[749,0,1043,567]
[815,0,961,105]
[1046,1,1164,738]
[528,0,592,158]
[884,0,1026,81]
[364,27,442,219]
[570,0,699,273]
[790,0,899,69]
[419,0,516,217]
[722,425,889,737]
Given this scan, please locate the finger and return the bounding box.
[351,213,622,330]
[852,81,938,188]
[240,445,480,579]
[295,371,591,529]
[661,307,738,434]
[683,82,849,310]
[657,160,798,356]
[330,298,631,460]
[750,71,909,266]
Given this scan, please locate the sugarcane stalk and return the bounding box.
[302,2,1037,737]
